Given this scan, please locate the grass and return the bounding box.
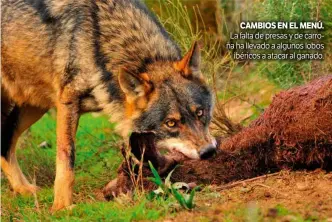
[1,114,179,221]
[147,161,200,210]
[15,112,121,188]
[3,192,173,221]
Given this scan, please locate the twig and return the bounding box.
[251,183,288,197]
[216,172,280,191]
[138,146,146,193]
[32,171,40,213]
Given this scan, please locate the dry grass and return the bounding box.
[122,142,146,195]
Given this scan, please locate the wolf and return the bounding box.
[1,0,216,211]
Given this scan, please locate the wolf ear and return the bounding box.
[118,69,152,101]
[174,41,201,78]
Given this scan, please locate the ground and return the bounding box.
[169,170,332,222]
[1,113,331,221]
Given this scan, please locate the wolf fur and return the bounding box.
[1,0,215,211]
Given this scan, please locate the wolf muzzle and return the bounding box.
[199,144,217,159]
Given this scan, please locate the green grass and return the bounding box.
[11,112,122,188]
[220,203,315,222]
[0,113,177,221]
[2,192,173,221]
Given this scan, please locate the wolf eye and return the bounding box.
[165,120,176,128]
[196,109,204,117]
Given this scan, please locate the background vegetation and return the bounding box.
[1,0,331,221]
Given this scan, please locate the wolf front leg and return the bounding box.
[52,94,80,212]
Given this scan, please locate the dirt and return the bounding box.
[167,170,332,221]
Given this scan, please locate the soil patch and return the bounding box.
[168,170,332,221]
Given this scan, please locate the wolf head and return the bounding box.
[118,42,216,160]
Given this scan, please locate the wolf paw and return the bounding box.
[51,193,73,212]
[51,203,76,213]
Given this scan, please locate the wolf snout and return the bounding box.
[199,144,217,159]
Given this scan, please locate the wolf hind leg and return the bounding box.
[1,103,47,195]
